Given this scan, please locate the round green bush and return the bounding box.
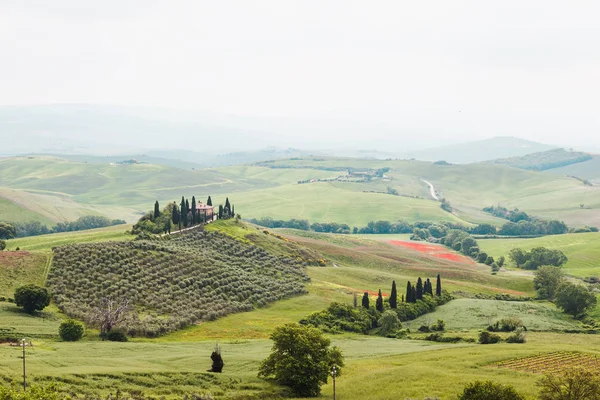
[59,319,85,342]
[105,330,128,342]
[14,284,50,313]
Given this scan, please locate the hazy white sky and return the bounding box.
[1,0,600,148]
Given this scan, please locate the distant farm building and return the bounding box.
[195,202,215,220]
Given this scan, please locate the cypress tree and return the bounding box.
[436,274,442,296]
[154,201,160,219]
[353,292,358,308]
[232,205,235,217]
[361,292,369,308]
[416,277,423,301]
[411,285,417,303]
[376,289,384,312]
[180,197,186,228]
[426,278,433,295]
[191,196,197,225]
[171,203,179,225]
[406,281,412,303]
[225,197,231,217]
[390,281,397,309]
[218,205,224,220]
[207,196,212,206]
[401,294,405,303]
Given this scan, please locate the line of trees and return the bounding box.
[0,216,126,239]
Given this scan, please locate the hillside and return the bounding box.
[402,136,557,164]
[486,148,594,171]
[546,154,600,183]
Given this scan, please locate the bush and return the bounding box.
[537,367,600,400]
[14,284,50,313]
[555,283,597,317]
[431,319,445,331]
[0,240,5,251]
[459,380,524,400]
[378,310,402,336]
[58,319,85,342]
[478,331,501,344]
[105,329,128,342]
[487,317,524,332]
[506,328,526,343]
[418,325,431,333]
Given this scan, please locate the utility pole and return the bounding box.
[331,365,337,400]
[21,338,26,391]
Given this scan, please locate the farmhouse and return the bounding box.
[195,202,215,221]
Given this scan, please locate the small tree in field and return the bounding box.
[87,298,132,338]
[258,323,344,397]
[59,319,85,341]
[459,380,524,400]
[209,344,224,373]
[537,367,600,400]
[14,284,50,313]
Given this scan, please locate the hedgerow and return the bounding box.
[48,230,309,336]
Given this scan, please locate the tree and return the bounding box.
[406,281,413,303]
[154,201,160,219]
[509,248,527,268]
[171,202,179,225]
[361,292,369,308]
[436,274,442,296]
[390,281,397,309]
[180,197,186,227]
[537,367,600,400]
[0,240,5,251]
[258,323,344,397]
[209,343,224,373]
[191,196,197,225]
[424,278,433,295]
[416,277,423,300]
[59,319,85,341]
[87,298,132,337]
[497,256,506,268]
[378,310,401,335]
[225,197,231,217]
[375,289,384,312]
[534,266,565,300]
[459,380,524,400]
[0,222,17,240]
[555,283,597,317]
[207,196,212,206]
[185,199,190,226]
[14,284,50,313]
[218,205,224,220]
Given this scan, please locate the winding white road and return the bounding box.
[421,179,439,201]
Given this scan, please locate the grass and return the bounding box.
[0,251,49,297]
[403,298,582,332]
[5,224,133,252]
[0,302,63,338]
[479,232,600,278]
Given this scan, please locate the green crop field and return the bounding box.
[0,251,49,297]
[0,302,63,338]
[479,232,600,278]
[403,298,582,332]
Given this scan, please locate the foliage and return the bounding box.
[14,284,50,313]
[210,344,224,373]
[431,319,445,331]
[0,240,5,251]
[105,329,128,342]
[0,384,70,400]
[554,283,597,317]
[58,319,84,341]
[10,216,126,238]
[509,247,568,270]
[378,310,402,336]
[487,317,524,332]
[0,222,17,239]
[48,230,309,336]
[258,323,344,397]
[506,328,526,343]
[458,380,524,400]
[300,302,376,334]
[537,367,600,400]
[534,266,565,300]
[478,331,501,344]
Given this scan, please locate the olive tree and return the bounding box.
[258,323,344,397]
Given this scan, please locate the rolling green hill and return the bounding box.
[486,148,593,171]
[546,154,600,182]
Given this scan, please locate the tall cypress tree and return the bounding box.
[406,281,412,303]
[390,281,397,309]
[218,205,224,220]
[436,274,442,296]
[191,196,197,225]
[207,196,212,206]
[376,289,384,312]
[401,294,405,303]
[225,198,231,217]
[180,197,186,228]
[426,278,433,295]
[362,292,370,308]
[231,205,235,217]
[154,201,160,219]
[171,202,179,225]
[416,277,423,300]
[411,285,417,303]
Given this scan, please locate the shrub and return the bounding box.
[418,325,431,333]
[478,331,501,344]
[209,344,224,373]
[431,319,445,331]
[58,319,85,342]
[105,329,128,342]
[0,240,5,251]
[378,310,402,336]
[487,318,524,332]
[459,380,524,400]
[537,367,600,400]
[14,284,50,313]
[506,328,526,344]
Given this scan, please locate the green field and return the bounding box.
[479,232,600,278]
[403,298,582,332]
[0,251,49,297]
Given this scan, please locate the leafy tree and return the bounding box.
[537,367,600,400]
[459,380,524,400]
[154,201,160,219]
[378,310,401,335]
[210,343,224,373]
[485,256,495,266]
[509,248,527,267]
[534,266,565,300]
[59,319,85,341]
[258,323,344,397]
[207,196,212,206]
[510,247,567,270]
[461,237,478,256]
[477,252,489,263]
[555,283,597,316]
[14,284,50,313]
[436,274,442,296]
[416,277,423,300]
[0,222,17,239]
[375,289,384,312]
[0,240,5,251]
[497,256,506,268]
[479,331,501,344]
[390,280,397,309]
[362,292,369,308]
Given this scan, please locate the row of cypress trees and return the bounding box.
[152,195,235,231]
[360,274,443,312]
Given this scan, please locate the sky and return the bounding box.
[1,0,600,151]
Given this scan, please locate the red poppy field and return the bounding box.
[387,240,473,263]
